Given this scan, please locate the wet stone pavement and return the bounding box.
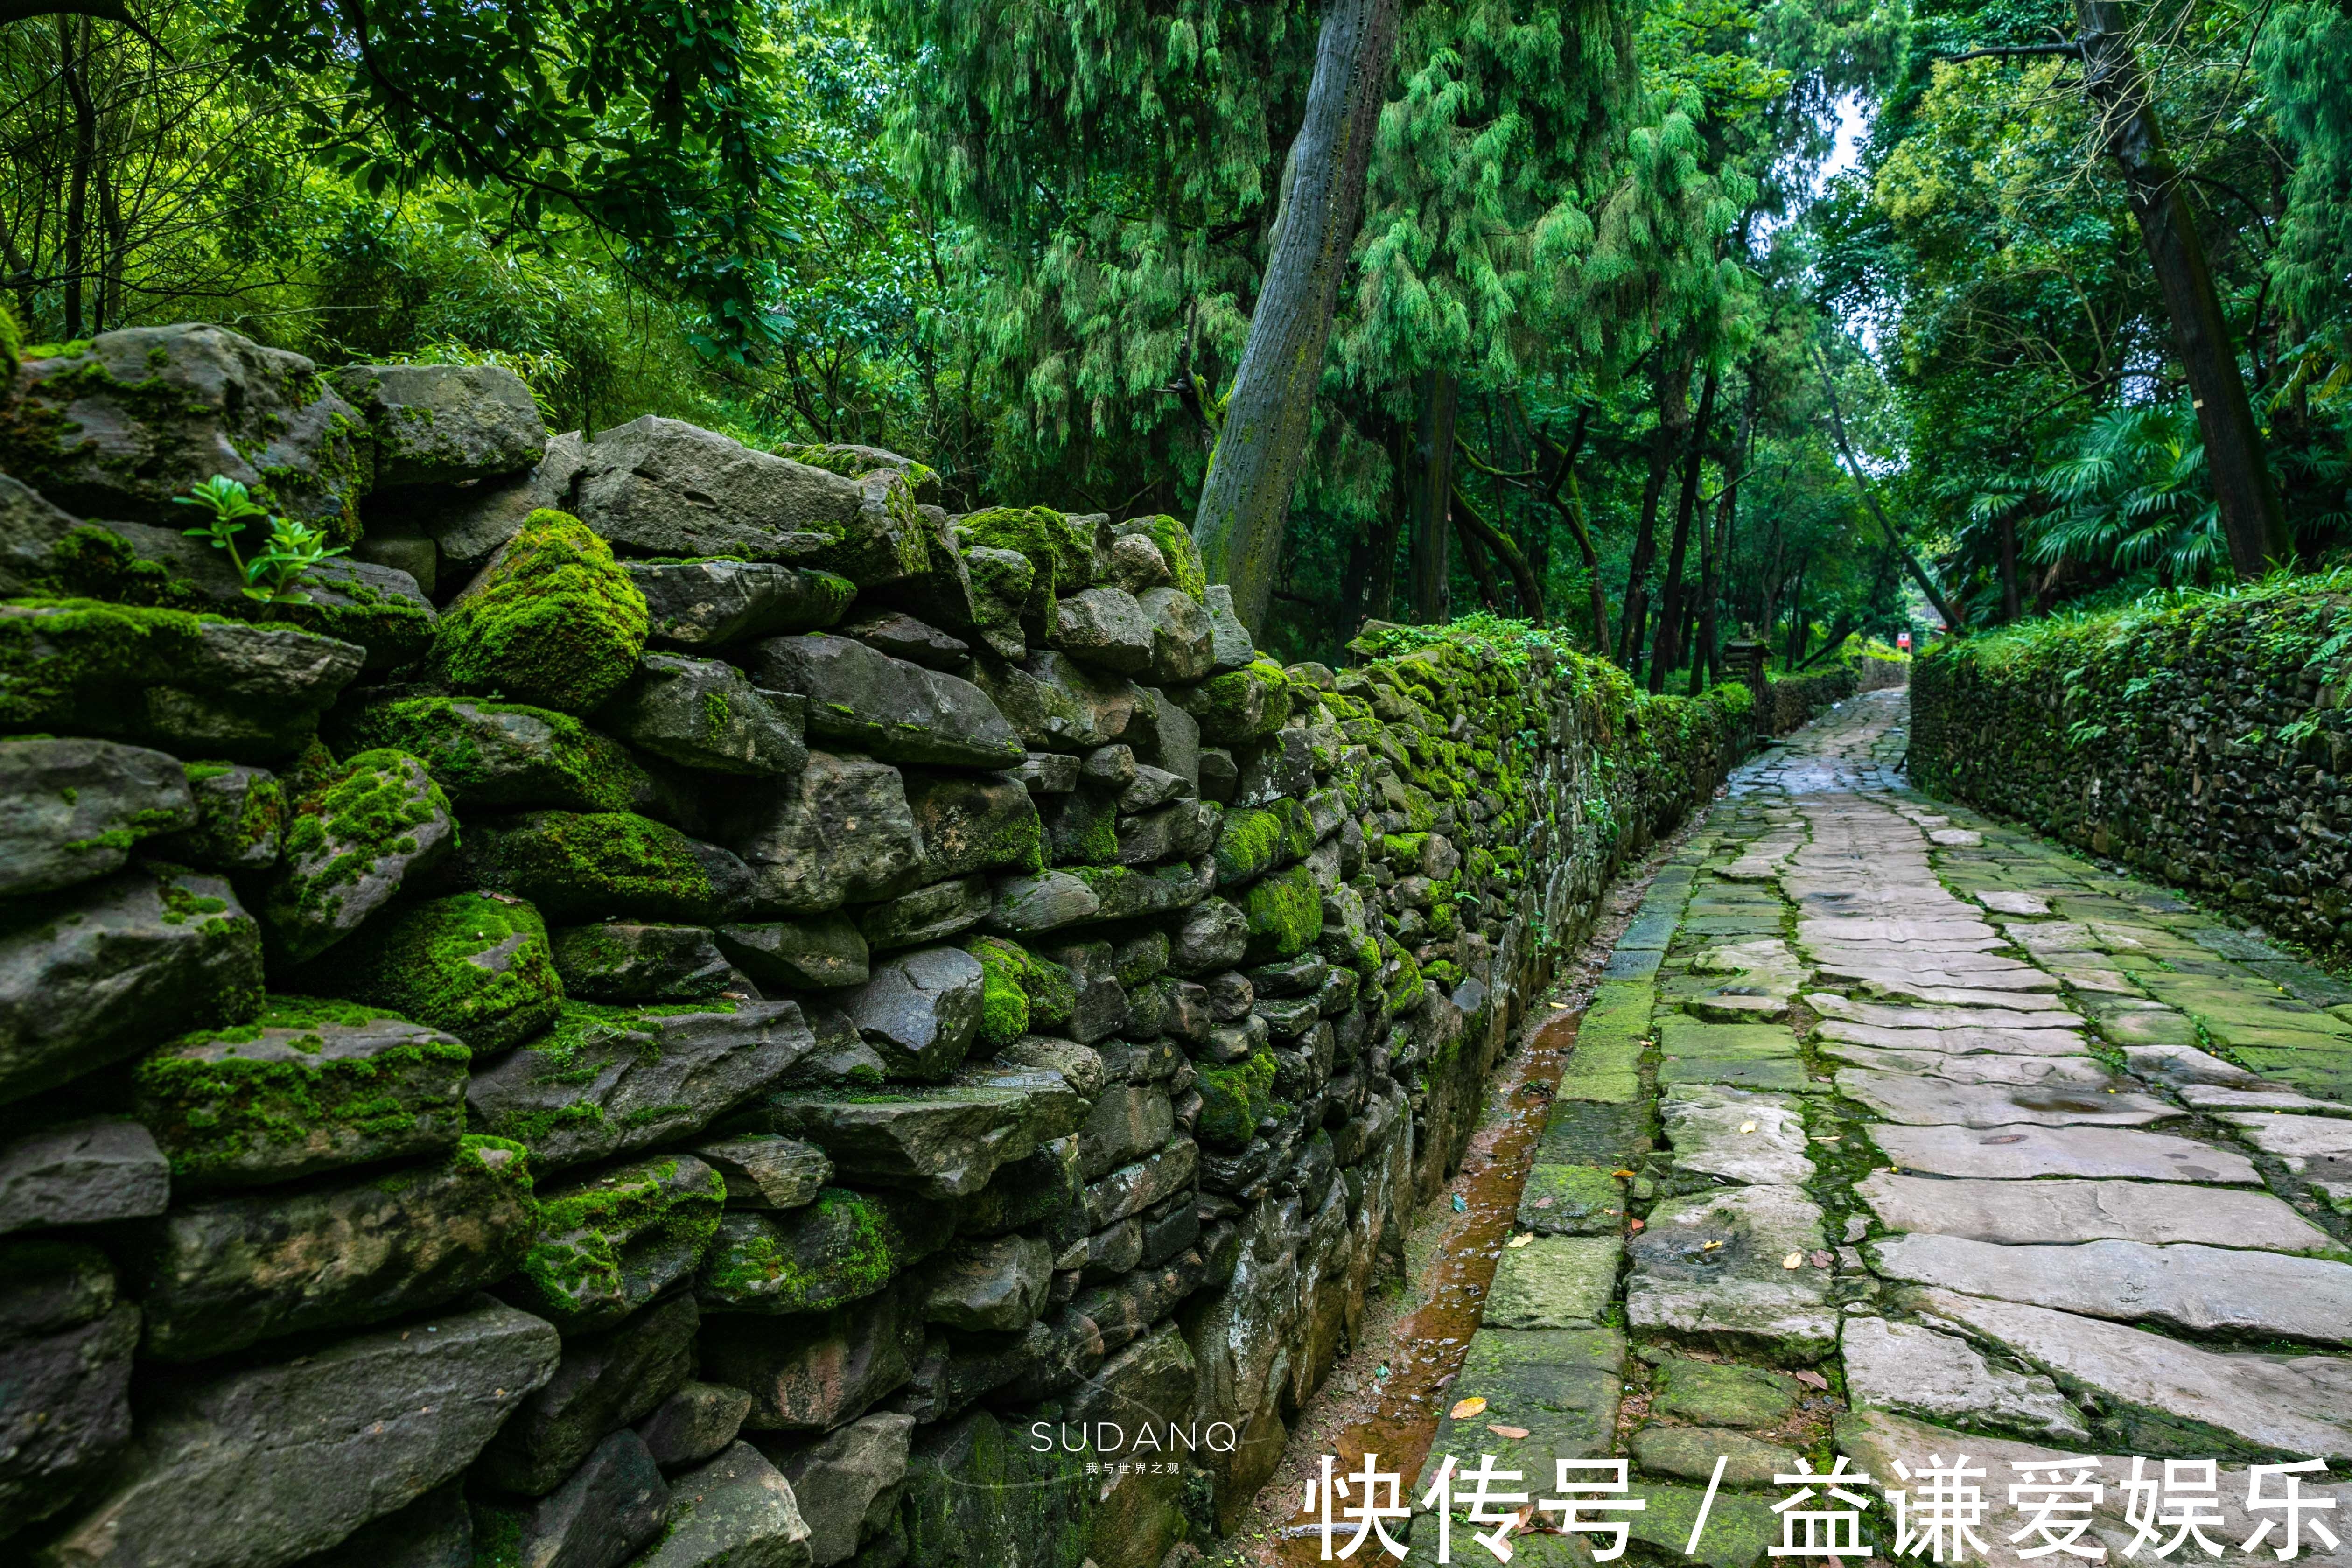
[1340,688,2352,1565]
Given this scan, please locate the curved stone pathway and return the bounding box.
[1394,688,2352,1566]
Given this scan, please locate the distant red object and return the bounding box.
[1897,632,1912,651]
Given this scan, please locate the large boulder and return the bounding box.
[629,560,855,650]
[969,651,1137,753]
[477,1292,700,1495]
[769,1413,916,1568]
[0,1242,138,1541]
[743,1074,1086,1199]
[725,752,924,915]
[701,1289,925,1435]
[505,1156,725,1333]
[951,507,1096,640]
[0,864,263,1107]
[0,599,363,762]
[125,1136,536,1361]
[469,1000,816,1171]
[300,893,565,1053]
[34,1298,560,1568]
[132,999,470,1186]
[465,810,755,924]
[575,416,927,586]
[0,736,193,897]
[264,748,456,963]
[0,324,365,535]
[696,1186,952,1314]
[746,634,1022,769]
[435,509,649,714]
[329,363,546,488]
[903,770,1043,882]
[1136,587,1215,684]
[482,1428,670,1568]
[551,922,734,1003]
[715,914,872,991]
[917,1234,1052,1333]
[1050,586,1154,675]
[600,654,807,776]
[334,695,661,814]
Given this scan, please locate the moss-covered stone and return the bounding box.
[151,759,283,870]
[1116,515,1207,600]
[465,810,752,924]
[333,694,658,813]
[306,892,565,1053]
[265,748,456,963]
[1179,657,1294,746]
[953,506,1094,638]
[550,922,732,1002]
[694,1185,952,1313]
[1193,1047,1276,1148]
[964,935,1035,1050]
[508,1154,726,1332]
[1213,798,1312,888]
[1238,863,1321,964]
[434,509,648,714]
[131,996,471,1186]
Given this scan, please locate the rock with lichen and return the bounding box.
[333,694,663,815]
[329,362,546,488]
[263,748,456,963]
[464,810,755,924]
[695,1185,952,1314]
[301,893,566,1053]
[0,735,194,897]
[434,509,648,714]
[504,1154,726,1332]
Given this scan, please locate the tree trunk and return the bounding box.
[2077,0,2290,576]
[1362,419,1408,626]
[1814,345,1966,630]
[1617,356,1691,672]
[1407,371,1458,623]
[1453,509,1503,609]
[1650,369,1716,693]
[1691,372,1757,693]
[1452,485,1546,623]
[1190,0,1403,630]
[1534,406,1609,654]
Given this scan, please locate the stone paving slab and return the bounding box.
[1625,1184,1838,1361]
[1869,1122,2261,1183]
[1659,1085,1813,1186]
[1485,1235,1623,1329]
[1813,1019,2090,1056]
[1840,1313,2088,1442]
[1836,1069,2178,1127]
[1817,1040,2111,1086]
[1808,993,2083,1030]
[1855,1170,2343,1253]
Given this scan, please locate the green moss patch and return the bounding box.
[1194,1048,1276,1147]
[1239,863,1321,963]
[307,892,565,1053]
[434,509,648,713]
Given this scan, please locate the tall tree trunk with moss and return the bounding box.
[1407,371,1459,622]
[2077,0,2290,575]
[1190,0,1403,632]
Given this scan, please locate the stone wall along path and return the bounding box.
[1394,688,2352,1568]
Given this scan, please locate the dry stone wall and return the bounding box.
[2,323,1762,1568]
[1910,584,2352,969]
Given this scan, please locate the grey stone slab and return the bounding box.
[1603,947,1665,979]
[1484,1235,1622,1328]
[1814,1020,2090,1056]
[1807,993,2081,1030]
[1869,1123,2260,1183]
[0,1118,168,1234]
[1978,891,2050,915]
[2119,1043,2265,1087]
[1911,1288,2352,1462]
[1835,1070,2178,1127]
[1840,1314,2086,1442]
[1659,1085,1814,1186]
[1817,1041,2112,1087]
[1413,1327,1624,1499]
[636,1441,814,1568]
[2181,1085,2352,1115]
[1874,1233,2352,1342]
[1855,1171,2341,1253]
[1625,1183,1838,1361]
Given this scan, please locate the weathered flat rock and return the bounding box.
[1855,1171,2340,1252]
[1807,993,2081,1030]
[1853,979,2075,1009]
[1840,1314,2087,1441]
[332,362,544,486]
[2221,1110,2352,1162]
[1817,957,2058,991]
[1629,1426,1799,1490]
[1517,1164,1627,1236]
[726,752,924,916]
[1977,891,2050,915]
[1626,1184,1838,1361]
[1814,1019,2089,1056]
[771,1411,914,1567]
[469,1001,813,1171]
[478,1293,700,1495]
[1870,1122,2259,1183]
[748,634,1022,769]
[1875,1233,2352,1343]
[1484,1235,1622,1328]
[629,560,854,649]
[0,737,194,897]
[0,1243,139,1537]
[699,1187,952,1315]
[33,1297,560,1568]
[0,1118,169,1234]
[1659,1085,1814,1186]
[1835,1069,2177,1127]
[1412,1328,1623,1504]
[633,1441,815,1568]
[1911,1287,2352,1462]
[743,1078,1085,1198]
[1818,1041,2112,1086]
[602,654,807,776]
[2182,1084,2352,1114]
[506,1156,725,1332]
[696,1134,832,1210]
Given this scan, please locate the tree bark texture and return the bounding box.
[1617,356,1691,675]
[1650,368,1716,693]
[1190,0,1404,631]
[1407,371,1459,623]
[1452,485,1546,623]
[2076,0,2290,575]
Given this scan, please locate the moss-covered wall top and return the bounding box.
[0,324,1839,1568]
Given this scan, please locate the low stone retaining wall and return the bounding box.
[0,324,1759,1568]
[1910,583,2352,968]
[1763,665,1860,733]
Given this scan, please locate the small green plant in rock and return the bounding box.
[174,475,348,605]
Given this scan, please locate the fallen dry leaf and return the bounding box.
[1610,1169,1637,1179]
[1450,1395,1489,1420]
[1701,1239,1724,1251]
[1781,1251,1804,1269]
[1532,1197,1555,1209]
[1809,1250,1834,1269]
[1793,1370,1828,1390]
[1738,1120,1757,1134]
[1626,1217,1645,1232]
[1505,1233,1533,1249]
[1489,1424,1531,1440]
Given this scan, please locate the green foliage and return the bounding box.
[174,476,350,605]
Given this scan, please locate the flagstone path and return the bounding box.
[1400,688,2352,1566]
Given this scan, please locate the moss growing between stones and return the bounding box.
[964,935,1035,1050]
[131,996,471,1183]
[1194,1048,1276,1147]
[1185,658,1294,745]
[1213,805,1292,888]
[310,893,565,1053]
[1239,864,1321,963]
[512,1155,725,1327]
[434,509,648,714]
[266,748,452,958]
[695,1185,934,1312]
[335,695,654,812]
[1385,945,1425,1016]
[1024,950,1078,1030]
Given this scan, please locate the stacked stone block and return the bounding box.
[0,323,1757,1568]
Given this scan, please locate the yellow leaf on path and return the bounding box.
[1610,1169,1637,1179]
[1450,1396,1488,1420]
[1781,1251,1804,1269]
[1738,1120,1757,1134]
[1489,1424,1531,1440]
[1506,1233,1533,1248]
